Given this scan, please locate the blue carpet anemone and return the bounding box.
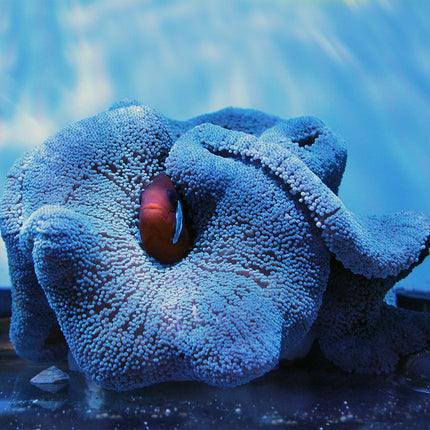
[1,100,429,390]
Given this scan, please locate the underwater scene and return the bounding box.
[1,0,430,428]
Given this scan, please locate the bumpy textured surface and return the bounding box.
[1,100,430,390]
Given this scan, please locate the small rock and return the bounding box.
[30,366,70,393]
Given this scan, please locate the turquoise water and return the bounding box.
[1,0,430,289]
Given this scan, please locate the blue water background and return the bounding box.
[1,0,429,292]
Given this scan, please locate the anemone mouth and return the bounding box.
[293,129,321,147]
